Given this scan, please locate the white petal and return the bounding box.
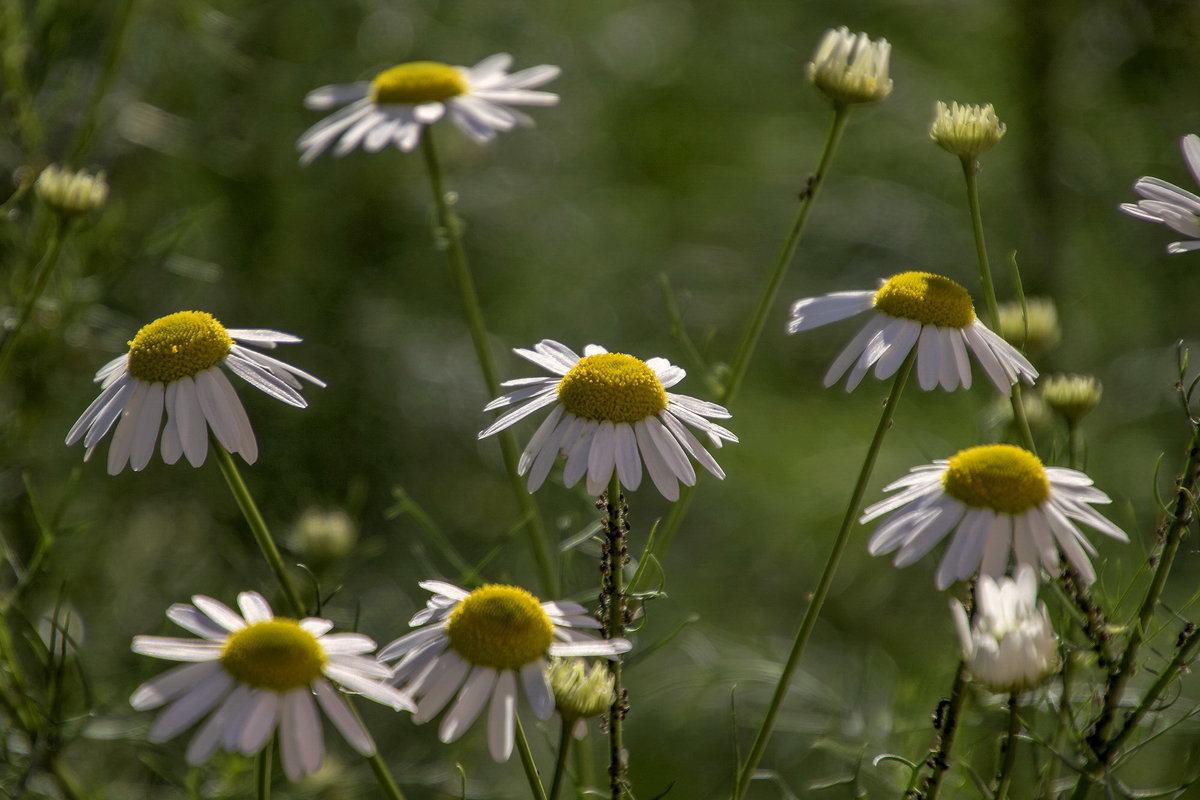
[315,678,375,755]
[521,661,554,719]
[488,670,517,762]
[439,666,498,742]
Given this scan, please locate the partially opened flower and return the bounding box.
[548,657,615,739]
[130,591,413,780]
[952,565,1059,693]
[379,581,629,762]
[787,271,1037,394]
[298,54,560,164]
[807,26,893,105]
[478,339,738,500]
[65,311,324,474]
[861,444,1128,588]
[1120,133,1200,254]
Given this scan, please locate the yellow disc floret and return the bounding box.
[557,353,668,424]
[371,62,468,105]
[446,585,554,671]
[126,311,234,384]
[873,272,976,329]
[942,444,1050,514]
[220,619,327,692]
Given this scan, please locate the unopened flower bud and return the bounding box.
[952,566,1059,694]
[996,297,1060,359]
[1042,374,1102,425]
[807,27,893,106]
[548,658,614,738]
[930,101,1006,160]
[289,507,357,568]
[35,164,108,216]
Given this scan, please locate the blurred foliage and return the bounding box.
[4,0,1200,797]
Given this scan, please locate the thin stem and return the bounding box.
[0,0,46,159]
[602,472,629,800]
[366,751,409,800]
[418,130,558,597]
[922,662,969,800]
[1107,622,1200,755]
[548,719,574,800]
[515,713,550,800]
[733,350,915,800]
[210,441,306,617]
[0,216,67,378]
[960,158,1035,453]
[256,737,273,800]
[653,105,853,564]
[994,694,1020,800]
[65,0,140,164]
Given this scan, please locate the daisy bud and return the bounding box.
[930,101,1006,160]
[35,164,108,216]
[548,658,614,738]
[952,566,1059,694]
[290,507,358,568]
[996,297,1061,360]
[1042,374,1103,425]
[807,27,893,106]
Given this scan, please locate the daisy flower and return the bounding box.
[1119,133,1200,254]
[130,591,413,780]
[478,339,738,501]
[807,26,893,106]
[952,565,1059,694]
[298,54,560,164]
[379,581,629,762]
[65,311,324,475]
[861,444,1128,589]
[787,271,1037,394]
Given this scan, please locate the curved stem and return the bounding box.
[0,217,67,378]
[732,351,915,800]
[603,472,629,800]
[515,713,549,800]
[211,441,306,617]
[418,131,558,597]
[994,694,1020,800]
[548,719,574,800]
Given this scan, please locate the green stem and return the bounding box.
[733,350,914,800]
[548,719,574,800]
[515,713,550,800]
[652,106,853,565]
[366,751,409,800]
[923,662,969,800]
[65,0,140,164]
[418,130,558,598]
[603,472,628,800]
[0,216,67,378]
[994,694,1020,800]
[210,441,306,617]
[1108,622,1200,756]
[256,737,272,800]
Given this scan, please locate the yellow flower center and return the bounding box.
[557,353,668,424]
[446,585,554,671]
[872,272,976,329]
[220,619,327,692]
[370,62,468,105]
[942,444,1050,514]
[126,311,234,384]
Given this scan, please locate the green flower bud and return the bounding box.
[930,101,1006,160]
[35,164,108,216]
[1042,374,1103,424]
[548,658,614,733]
[996,297,1061,360]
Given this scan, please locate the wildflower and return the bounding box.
[1119,133,1200,254]
[1041,374,1103,425]
[930,102,1006,160]
[479,340,737,500]
[65,311,324,474]
[548,657,615,739]
[807,26,893,106]
[952,566,1059,693]
[130,591,413,780]
[787,272,1037,394]
[379,581,629,762]
[861,444,1128,588]
[35,164,108,216]
[298,54,560,164]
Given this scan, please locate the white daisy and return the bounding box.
[65,311,325,474]
[379,581,630,762]
[478,339,738,501]
[297,53,560,165]
[1120,133,1200,254]
[130,591,413,780]
[952,565,1059,694]
[861,444,1128,589]
[787,271,1037,394]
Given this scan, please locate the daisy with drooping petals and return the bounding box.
[130,591,413,780]
[298,54,560,164]
[1120,133,1200,254]
[478,339,738,501]
[787,271,1037,394]
[65,311,324,474]
[379,581,629,762]
[861,444,1128,589]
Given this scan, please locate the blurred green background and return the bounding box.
[4,0,1200,797]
